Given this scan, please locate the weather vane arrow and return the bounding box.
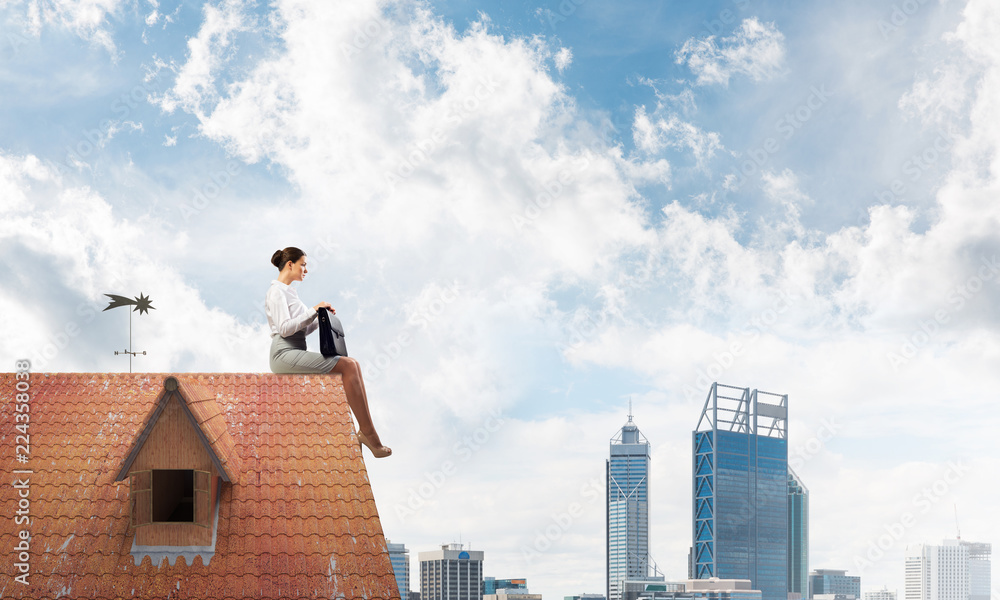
[103,292,155,315]
[103,292,155,372]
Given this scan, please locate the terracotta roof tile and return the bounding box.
[0,373,400,600]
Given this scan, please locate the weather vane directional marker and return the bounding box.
[103,292,155,372]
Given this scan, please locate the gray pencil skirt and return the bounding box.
[269,331,340,374]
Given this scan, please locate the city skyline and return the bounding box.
[392,391,990,598]
[3,0,999,598]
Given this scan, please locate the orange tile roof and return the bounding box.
[0,373,401,600]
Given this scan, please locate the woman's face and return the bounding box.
[288,255,307,281]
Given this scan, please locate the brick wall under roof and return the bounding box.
[0,372,401,600]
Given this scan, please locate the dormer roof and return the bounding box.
[114,375,241,483]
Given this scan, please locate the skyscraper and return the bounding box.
[388,541,411,600]
[607,409,656,600]
[420,543,484,600]
[905,540,992,600]
[693,383,789,600]
[787,470,809,598]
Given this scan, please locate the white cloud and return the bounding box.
[554,46,572,72]
[160,0,656,284]
[898,66,973,125]
[636,77,698,116]
[620,155,671,186]
[144,0,159,26]
[1,0,126,56]
[675,17,786,86]
[0,153,47,213]
[154,0,254,116]
[632,105,724,168]
[758,168,810,241]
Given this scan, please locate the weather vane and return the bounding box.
[103,292,155,372]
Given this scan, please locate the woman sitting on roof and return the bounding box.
[265,246,391,458]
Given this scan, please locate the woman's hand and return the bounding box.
[313,302,335,314]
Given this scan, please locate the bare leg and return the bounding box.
[331,357,390,456]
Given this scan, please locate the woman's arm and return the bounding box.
[266,286,318,338]
[304,314,319,336]
[303,302,334,336]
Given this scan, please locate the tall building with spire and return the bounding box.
[693,383,789,600]
[607,405,658,600]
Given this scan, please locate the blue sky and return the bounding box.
[2,0,999,598]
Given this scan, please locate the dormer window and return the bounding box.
[128,469,215,535]
[131,469,212,529]
[115,376,240,556]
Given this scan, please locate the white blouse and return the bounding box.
[265,280,318,338]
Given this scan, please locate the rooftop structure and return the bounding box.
[0,372,400,599]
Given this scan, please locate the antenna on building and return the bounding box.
[628,396,633,423]
[954,504,960,540]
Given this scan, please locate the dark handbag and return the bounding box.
[317,307,348,357]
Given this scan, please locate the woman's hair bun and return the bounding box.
[271,247,305,271]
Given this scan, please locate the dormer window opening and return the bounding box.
[130,469,211,528]
[153,469,194,523]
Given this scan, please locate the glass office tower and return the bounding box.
[607,411,654,600]
[693,383,788,600]
[387,541,411,600]
[787,470,809,598]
